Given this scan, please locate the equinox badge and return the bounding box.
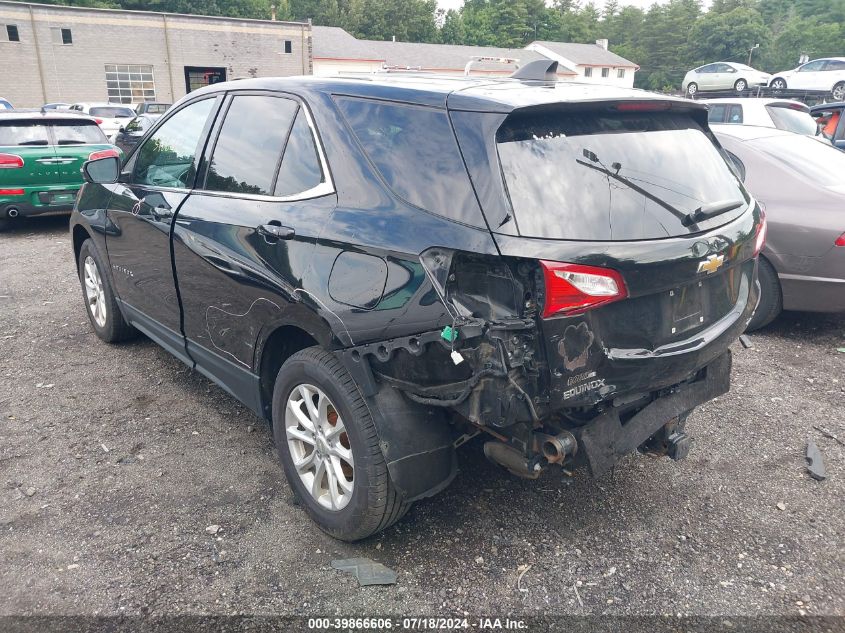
[697,254,725,274]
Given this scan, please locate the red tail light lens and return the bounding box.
[0,188,25,195]
[0,153,24,169]
[88,148,120,161]
[540,261,628,318]
[754,209,767,255]
[94,118,104,125]
[835,232,845,247]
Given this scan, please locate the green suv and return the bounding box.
[0,111,119,231]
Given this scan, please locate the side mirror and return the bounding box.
[82,156,120,184]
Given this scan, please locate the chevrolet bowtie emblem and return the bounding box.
[697,254,724,274]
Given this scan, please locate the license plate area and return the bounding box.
[669,281,706,335]
[38,191,77,204]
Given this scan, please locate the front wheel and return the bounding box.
[747,257,782,332]
[770,78,787,91]
[77,239,136,342]
[734,78,747,92]
[272,347,409,541]
[686,82,698,96]
[833,82,845,101]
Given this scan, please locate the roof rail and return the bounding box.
[510,59,559,82]
[464,56,519,76]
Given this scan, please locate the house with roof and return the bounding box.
[312,26,637,86]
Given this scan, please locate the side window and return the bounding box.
[708,104,727,123]
[727,105,743,124]
[724,149,746,182]
[275,108,324,197]
[133,98,215,189]
[799,60,824,72]
[334,96,482,224]
[826,60,845,71]
[205,95,297,195]
[698,64,714,74]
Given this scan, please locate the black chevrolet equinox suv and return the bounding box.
[72,69,765,540]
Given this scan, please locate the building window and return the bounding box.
[601,67,610,78]
[284,39,292,54]
[584,67,592,77]
[617,68,625,79]
[51,27,72,45]
[6,24,19,42]
[105,64,156,104]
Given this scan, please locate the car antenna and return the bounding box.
[511,59,559,82]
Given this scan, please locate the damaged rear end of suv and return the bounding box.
[334,76,763,533]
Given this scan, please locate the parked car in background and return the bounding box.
[683,62,771,96]
[810,102,845,150]
[714,125,845,330]
[113,114,160,154]
[134,102,171,115]
[42,103,71,111]
[703,98,820,137]
[71,75,763,540]
[0,111,119,231]
[0,98,13,110]
[769,57,845,100]
[67,103,135,139]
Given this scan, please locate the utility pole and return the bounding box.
[747,43,759,66]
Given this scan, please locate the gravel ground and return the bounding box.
[1,216,844,622]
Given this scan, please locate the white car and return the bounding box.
[683,62,771,96]
[769,58,845,101]
[702,98,821,137]
[67,102,136,138]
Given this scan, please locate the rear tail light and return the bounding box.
[94,118,104,125]
[0,153,24,169]
[835,232,845,247]
[540,261,628,318]
[88,148,120,161]
[754,209,767,255]
[0,188,24,195]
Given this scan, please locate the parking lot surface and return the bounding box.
[2,216,844,618]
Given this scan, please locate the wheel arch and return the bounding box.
[72,223,92,265]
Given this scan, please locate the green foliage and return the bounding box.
[13,0,845,92]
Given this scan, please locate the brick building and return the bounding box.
[0,1,312,107]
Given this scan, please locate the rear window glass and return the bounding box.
[144,104,169,114]
[766,105,818,136]
[90,106,135,118]
[497,109,747,241]
[0,122,50,146]
[335,97,481,225]
[52,121,108,145]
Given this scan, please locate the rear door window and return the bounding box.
[334,96,482,225]
[274,108,324,197]
[51,120,108,145]
[0,122,50,146]
[204,94,297,196]
[496,109,748,241]
[708,105,727,123]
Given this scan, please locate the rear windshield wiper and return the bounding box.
[682,199,744,227]
[17,140,49,146]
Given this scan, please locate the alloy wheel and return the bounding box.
[83,255,107,328]
[833,84,845,101]
[285,383,354,511]
[735,79,747,92]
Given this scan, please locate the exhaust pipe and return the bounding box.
[483,442,542,479]
[541,431,577,464]
[7,207,19,218]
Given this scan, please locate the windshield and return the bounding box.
[90,106,135,118]
[52,121,108,144]
[766,105,818,136]
[0,122,50,146]
[496,109,748,240]
[754,134,845,188]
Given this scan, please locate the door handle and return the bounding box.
[257,223,295,240]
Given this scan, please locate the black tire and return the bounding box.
[77,238,136,343]
[734,78,747,92]
[770,77,787,91]
[686,82,698,96]
[747,257,782,332]
[833,82,845,102]
[272,346,409,541]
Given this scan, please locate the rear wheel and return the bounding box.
[77,239,136,342]
[833,82,845,101]
[686,82,698,97]
[734,78,747,92]
[272,347,409,541]
[770,77,787,91]
[747,257,782,332]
